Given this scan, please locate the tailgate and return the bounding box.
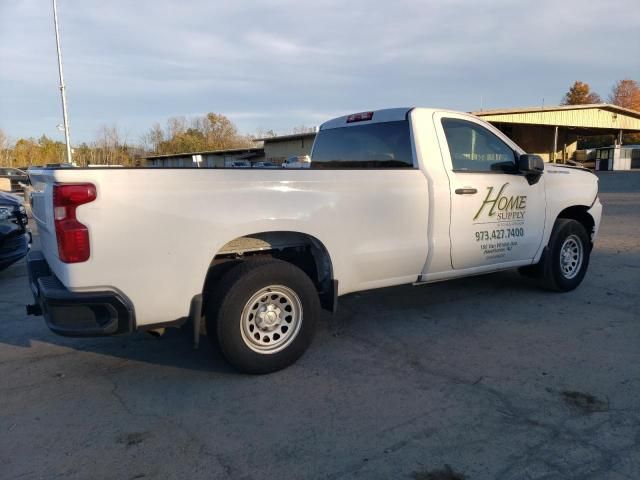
[28,169,62,275]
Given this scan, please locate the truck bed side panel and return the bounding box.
[28,168,429,326]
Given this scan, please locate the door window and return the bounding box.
[442,118,516,173]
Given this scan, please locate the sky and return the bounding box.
[1,0,639,144]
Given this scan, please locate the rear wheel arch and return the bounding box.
[202,231,336,313]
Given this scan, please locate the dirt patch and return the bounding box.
[561,391,609,414]
[117,431,151,447]
[412,464,466,480]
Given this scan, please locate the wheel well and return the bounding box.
[557,206,595,246]
[203,232,336,312]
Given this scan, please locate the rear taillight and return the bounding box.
[53,183,97,263]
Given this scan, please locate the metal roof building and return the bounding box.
[143,133,317,168]
[145,147,264,168]
[255,132,317,164]
[473,104,640,163]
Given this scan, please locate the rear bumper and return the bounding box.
[26,250,135,337]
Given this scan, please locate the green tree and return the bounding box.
[561,81,601,105]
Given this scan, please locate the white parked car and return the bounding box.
[252,161,278,169]
[282,155,311,168]
[26,108,602,373]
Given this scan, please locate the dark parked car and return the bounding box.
[0,191,30,271]
[0,167,29,193]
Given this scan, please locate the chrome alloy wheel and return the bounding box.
[240,285,303,354]
[559,234,583,280]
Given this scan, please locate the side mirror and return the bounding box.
[518,154,544,184]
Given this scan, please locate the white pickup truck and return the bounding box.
[26,108,602,373]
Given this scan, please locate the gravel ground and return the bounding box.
[1,172,639,480]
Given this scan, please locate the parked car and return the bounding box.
[0,167,29,193]
[282,155,311,168]
[26,107,602,373]
[230,160,251,168]
[45,163,76,168]
[252,161,278,169]
[0,191,30,271]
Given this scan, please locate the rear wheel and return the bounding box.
[205,258,319,374]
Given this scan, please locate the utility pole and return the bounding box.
[52,0,72,163]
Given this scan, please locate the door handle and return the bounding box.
[455,188,478,195]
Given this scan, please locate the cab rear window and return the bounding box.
[311,121,413,169]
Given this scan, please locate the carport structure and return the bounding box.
[473,104,640,163]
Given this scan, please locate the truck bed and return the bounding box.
[28,167,430,327]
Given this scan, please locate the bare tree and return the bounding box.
[167,116,188,139]
[93,124,133,165]
[254,128,277,139]
[0,129,13,167]
[140,123,165,154]
[291,125,316,134]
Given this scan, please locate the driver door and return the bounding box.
[434,113,546,270]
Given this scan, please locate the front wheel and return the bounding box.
[537,219,591,292]
[205,259,320,374]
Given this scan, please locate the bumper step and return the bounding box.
[26,250,135,337]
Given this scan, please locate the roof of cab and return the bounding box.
[319,108,413,130]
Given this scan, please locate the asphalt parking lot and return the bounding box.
[1,172,639,480]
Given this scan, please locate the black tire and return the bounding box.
[205,258,319,374]
[536,219,591,292]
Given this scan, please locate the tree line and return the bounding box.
[1,78,639,169]
[0,112,255,168]
[562,78,640,110]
